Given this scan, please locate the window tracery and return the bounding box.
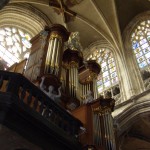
[131,19,150,90]
[87,48,119,96]
[0,27,32,67]
[131,20,150,70]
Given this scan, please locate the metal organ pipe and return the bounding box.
[73,67,75,97]
[45,36,63,75]
[93,79,98,99]
[79,83,92,103]
[45,39,54,74]
[101,109,116,150]
[60,67,66,92]
[75,68,78,98]
[106,111,111,150]
[93,113,98,145]
[51,38,57,73]
[68,65,78,98]
[103,113,108,149]
[69,68,71,96]
[109,114,116,150]
[55,40,61,75]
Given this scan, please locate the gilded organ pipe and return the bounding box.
[45,39,54,74]
[44,24,69,77]
[92,98,116,150]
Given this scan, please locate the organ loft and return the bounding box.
[18,24,116,150]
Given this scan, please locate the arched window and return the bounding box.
[131,20,150,70]
[87,48,119,97]
[0,27,32,68]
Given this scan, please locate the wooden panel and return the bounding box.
[15,59,27,74]
[7,63,17,72]
[7,59,27,74]
[71,100,103,148]
[26,51,37,70]
[72,105,87,125]
[24,67,33,80]
[71,104,93,145]
[24,30,49,81]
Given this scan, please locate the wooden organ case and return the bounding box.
[72,97,116,150]
[24,27,50,82]
[21,24,117,150]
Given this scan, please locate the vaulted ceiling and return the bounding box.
[6,0,149,53]
[115,0,150,33]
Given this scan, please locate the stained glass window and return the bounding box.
[131,20,150,69]
[0,27,32,67]
[87,48,118,94]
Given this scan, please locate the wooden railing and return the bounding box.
[0,70,82,137]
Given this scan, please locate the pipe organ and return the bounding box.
[92,98,116,150]
[78,60,100,103]
[79,82,91,102]
[62,48,82,98]
[44,25,69,77]
[72,97,116,150]
[23,24,117,150]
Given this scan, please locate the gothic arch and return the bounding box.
[0,3,51,37]
[122,11,150,96]
[83,40,125,104]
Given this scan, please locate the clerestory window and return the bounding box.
[131,20,150,69]
[131,20,150,81]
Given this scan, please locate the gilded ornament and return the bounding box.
[50,32,62,41]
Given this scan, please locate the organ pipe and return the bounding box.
[92,98,116,150]
[44,24,69,77]
[68,63,78,98]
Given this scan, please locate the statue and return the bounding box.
[67,32,83,51]
[84,90,94,104]
[39,76,61,103]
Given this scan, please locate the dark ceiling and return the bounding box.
[115,0,150,33]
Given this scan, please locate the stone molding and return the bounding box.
[0,3,52,36]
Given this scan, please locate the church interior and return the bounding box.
[0,0,150,150]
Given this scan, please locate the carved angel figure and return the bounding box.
[68,32,83,51]
[39,76,61,102]
[84,90,94,104]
